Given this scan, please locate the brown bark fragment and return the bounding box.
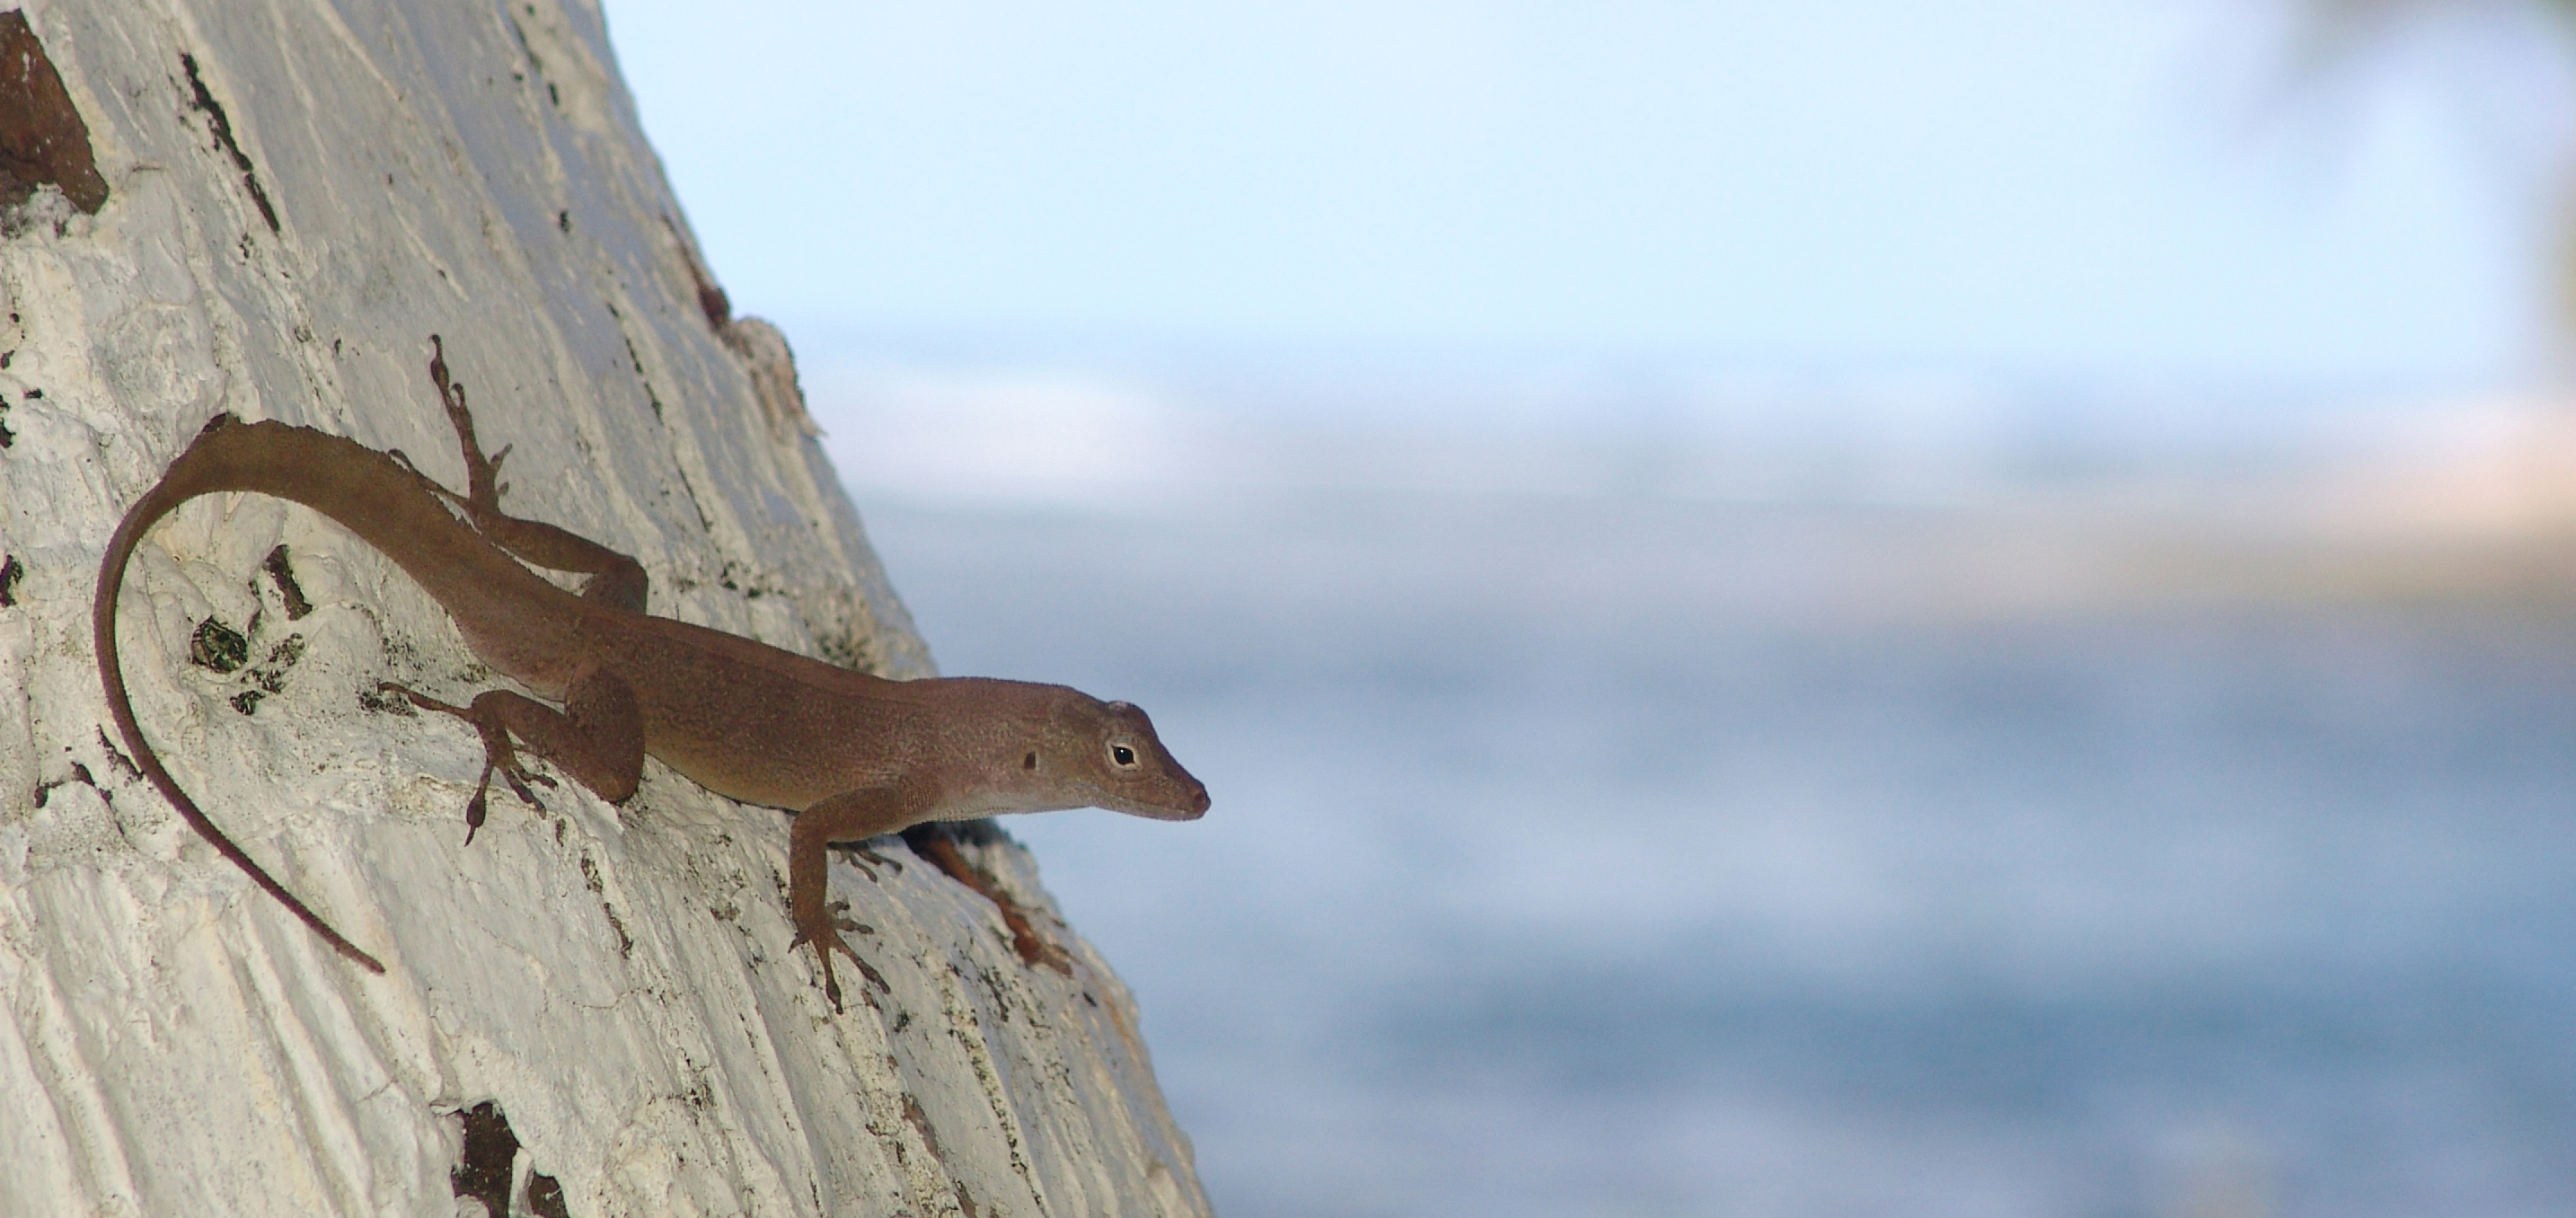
[0,11,108,214]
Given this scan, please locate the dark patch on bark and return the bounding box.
[451,1103,516,1211]
[190,618,248,673]
[578,853,634,958]
[33,760,94,808]
[0,13,108,214]
[813,628,878,675]
[0,553,21,605]
[452,1102,569,1217]
[615,333,669,424]
[665,215,730,329]
[713,564,782,602]
[669,454,719,537]
[191,616,300,715]
[95,728,140,781]
[179,52,279,233]
[503,11,567,117]
[901,1093,944,1156]
[260,544,313,619]
[897,1095,984,1216]
[230,635,304,714]
[526,1169,571,1218]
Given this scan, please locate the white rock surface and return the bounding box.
[0,3,1211,1214]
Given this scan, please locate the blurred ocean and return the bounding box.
[812,354,2576,1218]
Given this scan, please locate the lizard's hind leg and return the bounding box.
[379,668,644,843]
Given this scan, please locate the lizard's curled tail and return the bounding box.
[93,414,393,974]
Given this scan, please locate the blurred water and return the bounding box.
[818,364,2576,1216]
[846,483,2576,1218]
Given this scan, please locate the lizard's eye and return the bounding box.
[1110,745,1137,767]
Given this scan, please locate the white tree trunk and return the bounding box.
[0,3,1212,1214]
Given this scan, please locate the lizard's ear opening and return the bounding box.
[1023,750,1038,771]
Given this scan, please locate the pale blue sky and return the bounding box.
[602,0,2561,385]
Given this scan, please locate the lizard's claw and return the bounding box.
[791,920,889,1013]
[381,681,548,841]
[855,843,904,876]
[498,764,548,808]
[828,897,874,937]
[852,956,890,996]
[829,843,878,882]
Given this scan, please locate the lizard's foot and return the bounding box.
[377,681,551,844]
[829,843,879,882]
[385,441,506,520]
[910,829,1075,975]
[829,896,874,939]
[854,843,904,876]
[790,905,888,1013]
[426,335,513,517]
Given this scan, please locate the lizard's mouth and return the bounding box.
[1124,783,1209,821]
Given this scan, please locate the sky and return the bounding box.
[600,0,2568,388]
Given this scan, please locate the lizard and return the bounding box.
[93,335,1209,1010]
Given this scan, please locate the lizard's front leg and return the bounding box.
[790,785,931,1011]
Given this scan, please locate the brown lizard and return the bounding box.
[93,336,1208,1009]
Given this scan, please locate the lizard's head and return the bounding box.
[1036,694,1209,821]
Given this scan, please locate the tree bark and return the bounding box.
[0,3,1211,1214]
